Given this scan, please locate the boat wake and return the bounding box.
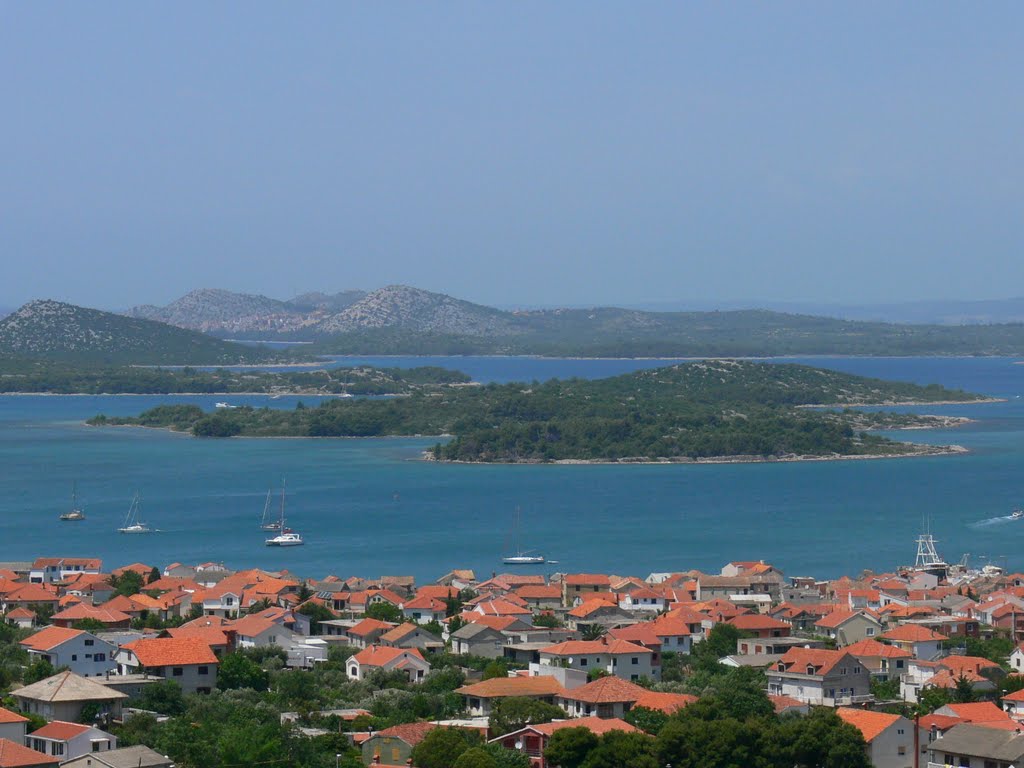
[969,515,1021,528]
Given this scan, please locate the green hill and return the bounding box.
[0,300,285,365]
[90,360,984,462]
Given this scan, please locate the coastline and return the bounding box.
[424,444,969,465]
[799,397,1004,408]
[86,423,966,463]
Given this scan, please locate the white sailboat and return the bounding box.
[59,482,86,521]
[502,507,545,565]
[118,493,154,534]
[265,482,303,546]
[259,489,283,531]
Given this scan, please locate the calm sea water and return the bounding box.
[1,356,1023,582]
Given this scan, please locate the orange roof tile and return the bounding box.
[0,708,27,725]
[728,614,790,631]
[541,639,650,657]
[28,721,90,741]
[20,626,84,652]
[561,676,648,704]
[768,694,806,713]
[375,722,437,747]
[456,676,566,698]
[564,574,612,586]
[0,738,61,766]
[123,637,219,667]
[353,646,425,667]
[632,691,696,714]
[882,624,948,642]
[940,702,1012,723]
[843,639,912,659]
[531,717,639,736]
[347,618,396,636]
[836,708,901,743]
[775,647,850,677]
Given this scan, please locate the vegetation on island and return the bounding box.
[0,360,470,395]
[88,360,984,462]
[0,300,298,365]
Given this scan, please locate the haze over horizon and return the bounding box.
[3,4,1021,310]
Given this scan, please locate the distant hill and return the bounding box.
[0,300,281,365]
[313,285,519,336]
[286,290,366,312]
[118,284,1024,356]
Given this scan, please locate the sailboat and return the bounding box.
[118,492,154,534]
[502,507,545,565]
[265,481,303,546]
[259,490,283,531]
[59,482,86,521]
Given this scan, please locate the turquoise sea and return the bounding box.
[1,356,1023,582]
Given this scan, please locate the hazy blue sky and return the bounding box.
[2,4,1021,310]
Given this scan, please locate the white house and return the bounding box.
[115,637,219,694]
[346,646,431,683]
[837,708,923,768]
[766,648,872,706]
[0,706,28,744]
[880,624,947,660]
[20,627,117,678]
[399,596,447,623]
[617,589,669,613]
[228,615,299,650]
[29,558,102,585]
[537,639,659,682]
[26,721,117,762]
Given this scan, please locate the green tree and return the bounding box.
[411,727,482,768]
[489,697,566,738]
[624,706,669,735]
[297,602,337,635]
[365,602,403,623]
[132,679,186,716]
[581,730,658,768]
[581,624,607,641]
[217,652,270,691]
[775,707,871,768]
[147,567,161,584]
[112,570,144,597]
[482,743,531,768]
[453,747,498,768]
[72,618,108,633]
[916,685,954,715]
[482,660,508,680]
[691,622,743,667]
[23,658,58,685]
[543,727,599,768]
[532,612,562,628]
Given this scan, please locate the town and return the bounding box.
[0,541,1022,768]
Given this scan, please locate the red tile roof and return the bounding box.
[842,638,912,659]
[0,708,27,725]
[123,637,219,667]
[881,624,948,642]
[541,639,650,657]
[632,691,697,714]
[531,717,638,736]
[347,618,396,637]
[728,614,791,631]
[52,604,131,624]
[836,708,901,743]
[352,646,425,668]
[940,702,1012,724]
[456,676,566,698]
[375,722,437,747]
[564,574,612,586]
[28,721,90,741]
[21,626,84,652]
[0,738,61,766]
[775,647,850,677]
[561,676,648,704]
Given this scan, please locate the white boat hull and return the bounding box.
[503,556,545,565]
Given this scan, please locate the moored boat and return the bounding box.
[118,493,154,534]
[59,482,86,521]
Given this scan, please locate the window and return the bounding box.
[898,729,904,735]
[866,627,875,636]
[85,639,94,647]
[225,597,234,605]
[95,653,105,662]
[898,746,906,756]
[896,660,905,669]
[631,657,639,665]
[579,658,588,667]
[853,666,861,674]
[172,667,184,677]
[72,655,78,661]
[198,666,209,675]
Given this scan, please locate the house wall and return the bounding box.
[116,653,217,694]
[0,721,26,742]
[30,635,117,678]
[361,736,413,767]
[867,720,917,768]
[538,652,658,682]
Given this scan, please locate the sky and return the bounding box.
[1,4,1022,311]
